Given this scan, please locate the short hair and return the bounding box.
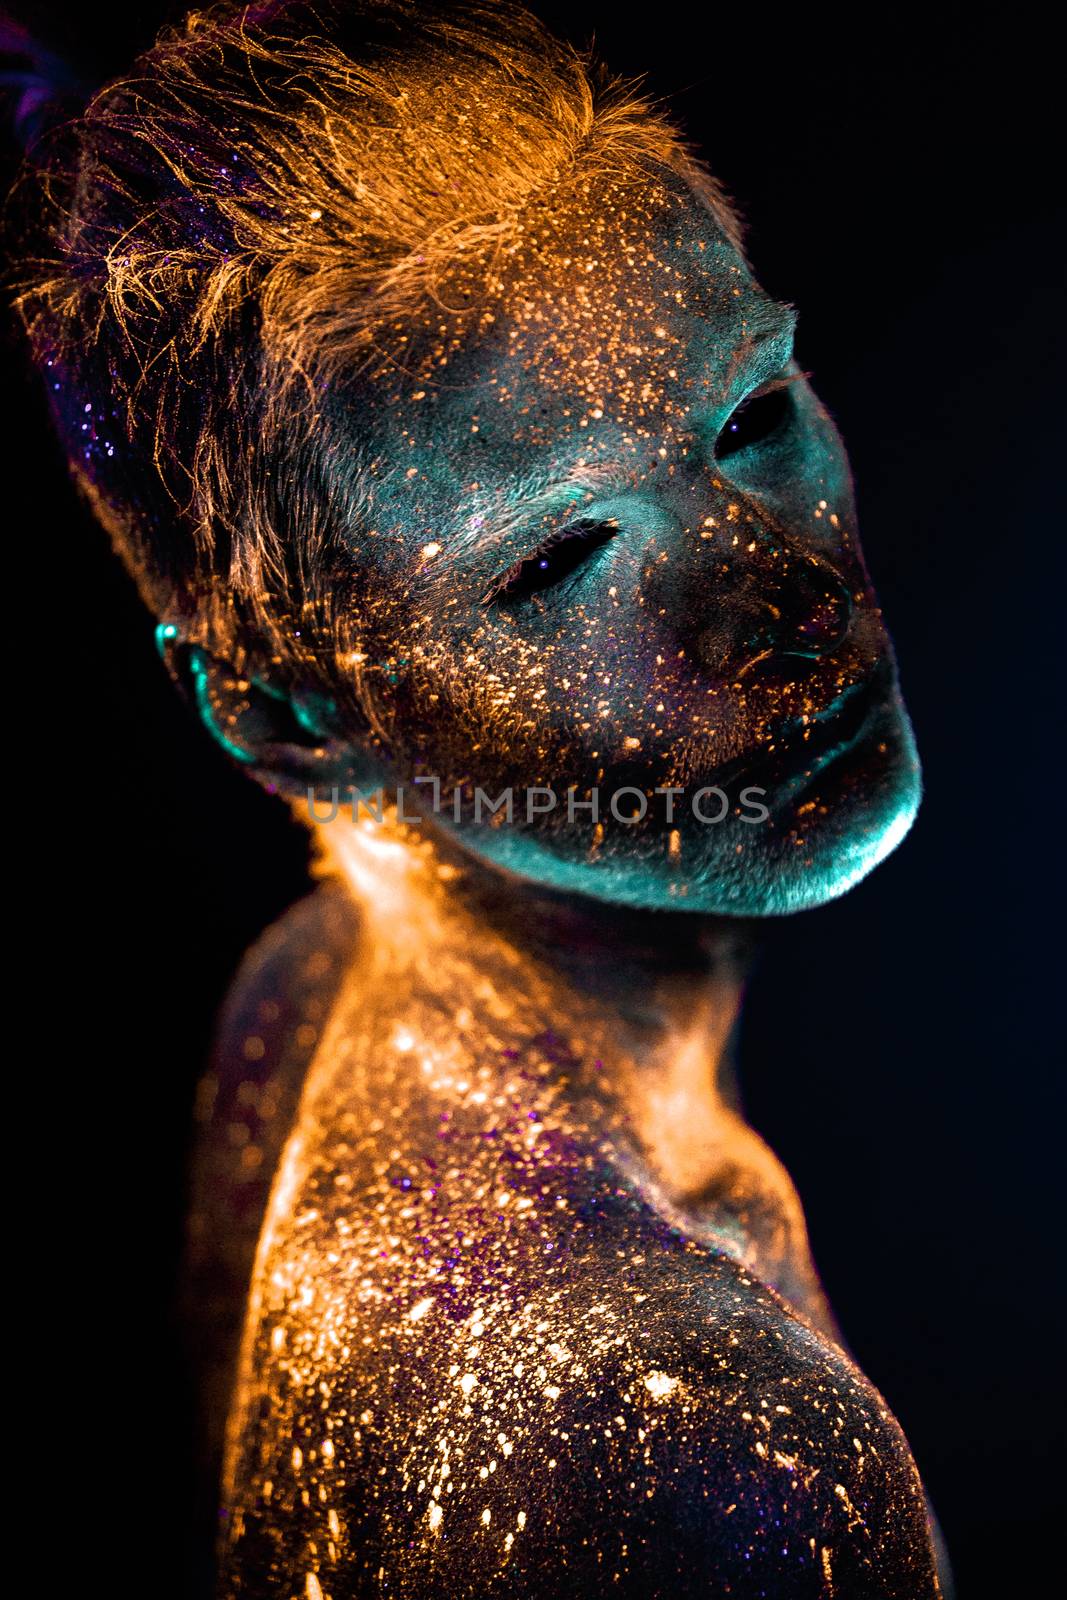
[12,1,739,680]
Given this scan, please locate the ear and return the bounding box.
[156,628,386,800]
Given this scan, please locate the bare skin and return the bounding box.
[172,175,943,1599]
[12,9,942,1591]
[196,818,942,1599]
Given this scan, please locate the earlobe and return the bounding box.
[155,631,372,800]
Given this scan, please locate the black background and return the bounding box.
[4,4,1064,1596]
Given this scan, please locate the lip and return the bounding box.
[777,663,892,767]
[712,659,896,800]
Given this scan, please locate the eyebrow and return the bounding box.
[722,301,798,397]
[438,459,630,563]
[431,300,800,568]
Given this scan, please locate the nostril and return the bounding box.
[780,566,853,658]
[690,526,856,672]
[796,586,852,650]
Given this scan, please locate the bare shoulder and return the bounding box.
[204,876,361,1108]
[522,1253,944,1599]
[224,1231,941,1599]
[184,879,362,1464]
[473,1259,942,1599]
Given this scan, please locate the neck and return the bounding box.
[321,807,750,1067]
[319,810,830,1330]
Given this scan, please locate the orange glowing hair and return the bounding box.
[11,1,740,678]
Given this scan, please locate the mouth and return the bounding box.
[716,658,896,800]
[777,661,892,765]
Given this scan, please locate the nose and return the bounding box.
[583,488,857,669]
[768,552,854,659]
[684,526,855,672]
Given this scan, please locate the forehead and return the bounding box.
[348,181,794,524]
[473,184,786,417]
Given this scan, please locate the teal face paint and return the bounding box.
[187,646,256,765]
[320,178,920,914]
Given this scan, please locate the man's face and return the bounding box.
[326,177,919,913]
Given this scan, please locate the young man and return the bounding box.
[12,4,941,1594]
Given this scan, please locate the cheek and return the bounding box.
[366,610,563,778]
[804,400,859,530]
[360,589,664,789]
[732,388,857,541]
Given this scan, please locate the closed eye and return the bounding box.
[480,518,619,606]
[715,374,802,460]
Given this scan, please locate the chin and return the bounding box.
[448,697,922,919]
[689,693,923,916]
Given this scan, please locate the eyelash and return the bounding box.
[479,374,806,605]
[714,371,806,459]
[480,518,618,606]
